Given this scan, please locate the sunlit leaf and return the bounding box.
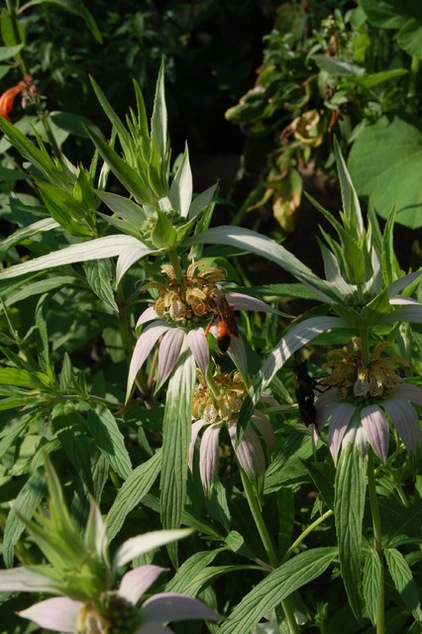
[218,548,337,634]
[0,234,145,280]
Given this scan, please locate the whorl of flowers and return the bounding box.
[315,338,422,461]
[320,339,405,401]
[192,369,248,424]
[141,261,227,330]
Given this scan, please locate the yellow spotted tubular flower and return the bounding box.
[189,369,276,495]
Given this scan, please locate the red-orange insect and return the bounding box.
[204,290,238,353]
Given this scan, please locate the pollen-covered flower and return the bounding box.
[189,369,276,495]
[315,339,422,461]
[127,262,274,399]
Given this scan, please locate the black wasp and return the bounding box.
[294,352,323,429]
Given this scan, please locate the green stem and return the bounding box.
[407,56,419,115]
[59,393,124,410]
[281,510,334,563]
[359,328,370,366]
[116,285,135,364]
[5,0,28,72]
[167,249,185,286]
[0,298,38,368]
[206,366,220,399]
[240,469,300,634]
[367,450,385,634]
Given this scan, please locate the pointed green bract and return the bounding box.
[150,58,168,173]
[169,143,193,217]
[86,123,154,204]
[113,528,193,569]
[160,344,196,565]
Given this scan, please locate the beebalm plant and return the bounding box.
[0,458,220,634]
[0,54,421,634]
[199,140,422,633]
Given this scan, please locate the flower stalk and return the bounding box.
[240,469,300,634]
[167,248,185,287]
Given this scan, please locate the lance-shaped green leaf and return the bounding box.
[334,136,364,236]
[218,548,337,634]
[84,259,118,312]
[24,0,103,43]
[37,182,95,237]
[160,344,196,565]
[381,207,401,288]
[306,138,374,285]
[0,217,59,257]
[89,76,132,150]
[188,183,218,219]
[0,117,69,186]
[132,79,150,156]
[35,293,55,380]
[363,547,382,625]
[165,550,222,595]
[3,469,47,567]
[186,226,341,302]
[0,235,152,281]
[0,44,24,60]
[86,406,132,480]
[0,367,52,389]
[106,449,162,541]
[3,276,76,306]
[385,548,422,621]
[334,422,367,621]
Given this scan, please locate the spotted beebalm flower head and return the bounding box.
[189,369,276,495]
[0,460,220,633]
[126,261,275,400]
[315,339,422,462]
[17,566,219,634]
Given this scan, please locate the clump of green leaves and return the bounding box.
[226,0,422,231]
